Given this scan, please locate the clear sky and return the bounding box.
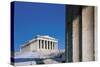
[13,1,65,51]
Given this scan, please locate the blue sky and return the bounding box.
[13,2,65,51]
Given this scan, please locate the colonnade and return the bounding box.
[38,40,56,50]
[66,6,95,62]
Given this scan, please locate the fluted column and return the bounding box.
[82,6,94,61]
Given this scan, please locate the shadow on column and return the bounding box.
[65,5,82,62]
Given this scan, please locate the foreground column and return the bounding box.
[73,16,79,62]
[66,6,82,62]
[82,6,94,61]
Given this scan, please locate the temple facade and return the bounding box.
[20,35,58,54]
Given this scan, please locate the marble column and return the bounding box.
[39,40,41,49]
[41,40,44,49]
[52,42,53,50]
[38,40,40,49]
[73,16,79,62]
[45,40,47,49]
[48,41,50,50]
[43,40,45,49]
[49,41,51,50]
[82,6,94,61]
[94,7,97,61]
[66,6,83,62]
[51,41,52,50]
[50,41,51,50]
[47,41,48,50]
[53,42,56,50]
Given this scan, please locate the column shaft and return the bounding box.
[51,41,52,50]
[82,7,94,61]
[48,41,50,49]
[45,40,47,49]
[40,40,41,49]
[38,40,40,49]
[47,41,48,50]
[42,40,44,49]
[73,16,79,62]
[43,40,45,49]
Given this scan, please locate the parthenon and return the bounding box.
[20,35,58,54]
